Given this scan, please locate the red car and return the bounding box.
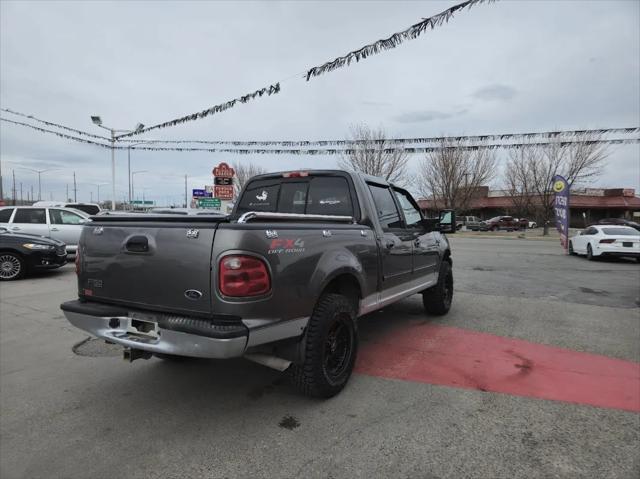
[485,216,523,231]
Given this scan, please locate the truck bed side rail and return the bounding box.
[237,211,355,224]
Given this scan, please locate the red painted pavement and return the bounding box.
[356,323,640,412]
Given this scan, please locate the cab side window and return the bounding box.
[13,208,46,224]
[0,208,14,223]
[393,189,422,228]
[368,184,403,230]
[50,209,86,225]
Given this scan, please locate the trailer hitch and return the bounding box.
[123,348,152,362]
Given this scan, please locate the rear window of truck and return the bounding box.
[237,176,353,217]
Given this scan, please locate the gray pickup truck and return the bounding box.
[61,170,454,397]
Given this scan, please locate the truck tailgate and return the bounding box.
[78,221,220,316]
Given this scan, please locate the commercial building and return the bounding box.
[418,187,640,228]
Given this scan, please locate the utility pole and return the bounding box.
[30,185,33,203]
[90,191,93,202]
[20,183,23,204]
[73,171,77,202]
[184,174,188,208]
[12,170,16,205]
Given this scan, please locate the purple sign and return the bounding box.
[192,189,212,198]
[552,175,570,252]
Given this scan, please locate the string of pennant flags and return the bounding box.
[3,116,637,155]
[3,108,638,149]
[304,0,491,81]
[114,127,640,147]
[114,83,281,139]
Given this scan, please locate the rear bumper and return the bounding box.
[599,251,640,258]
[60,300,309,359]
[61,300,248,358]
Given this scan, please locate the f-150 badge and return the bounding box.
[186,229,199,239]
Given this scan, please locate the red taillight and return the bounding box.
[599,239,616,244]
[218,255,271,297]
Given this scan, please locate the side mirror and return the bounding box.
[438,209,456,234]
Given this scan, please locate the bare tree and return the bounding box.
[505,133,608,235]
[417,139,498,213]
[233,161,267,198]
[338,123,410,186]
[504,144,538,218]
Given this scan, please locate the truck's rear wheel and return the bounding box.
[423,261,453,316]
[291,293,358,398]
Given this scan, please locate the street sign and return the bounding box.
[192,189,207,197]
[198,198,221,208]
[214,185,234,200]
[213,162,235,178]
[214,177,233,186]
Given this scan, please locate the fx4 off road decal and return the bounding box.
[268,238,305,254]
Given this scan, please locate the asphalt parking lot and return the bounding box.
[1,236,638,479]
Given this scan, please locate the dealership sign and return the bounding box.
[213,162,235,178]
[214,185,234,200]
[552,175,570,252]
[214,176,233,185]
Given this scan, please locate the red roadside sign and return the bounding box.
[213,162,235,178]
[214,185,234,200]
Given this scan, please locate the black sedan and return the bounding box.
[0,227,67,280]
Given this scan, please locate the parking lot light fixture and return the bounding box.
[90,115,144,211]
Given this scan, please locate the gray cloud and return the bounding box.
[472,84,518,101]
[395,109,468,124]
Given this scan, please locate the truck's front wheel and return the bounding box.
[423,261,453,315]
[292,293,358,398]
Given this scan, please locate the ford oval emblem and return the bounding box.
[184,289,203,300]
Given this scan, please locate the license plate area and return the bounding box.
[623,242,633,247]
[126,313,160,339]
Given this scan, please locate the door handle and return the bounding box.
[50,227,60,231]
[11,227,20,230]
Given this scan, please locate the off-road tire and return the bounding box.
[587,244,595,261]
[423,260,453,316]
[291,293,358,398]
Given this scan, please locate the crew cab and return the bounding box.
[61,170,455,397]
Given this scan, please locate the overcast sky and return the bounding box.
[1,0,638,205]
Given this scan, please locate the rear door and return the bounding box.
[48,208,87,247]
[79,220,222,315]
[367,183,413,290]
[9,208,50,237]
[393,188,439,283]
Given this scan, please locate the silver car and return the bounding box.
[0,206,90,254]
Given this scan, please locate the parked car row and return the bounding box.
[0,227,67,280]
[456,215,537,231]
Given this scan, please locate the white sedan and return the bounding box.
[569,225,640,262]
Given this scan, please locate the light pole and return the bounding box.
[131,170,147,206]
[127,143,146,209]
[20,167,58,201]
[91,116,144,211]
[88,183,109,203]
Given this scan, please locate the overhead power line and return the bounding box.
[0,117,111,148]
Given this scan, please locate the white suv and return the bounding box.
[0,206,89,255]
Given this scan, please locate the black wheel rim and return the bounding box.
[323,314,353,382]
[0,254,21,280]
